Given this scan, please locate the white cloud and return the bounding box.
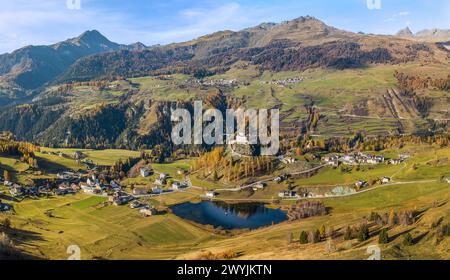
[383,11,411,23]
[0,1,265,53]
[0,0,131,53]
[136,2,274,45]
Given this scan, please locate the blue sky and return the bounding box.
[0,0,449,54]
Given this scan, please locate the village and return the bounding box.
[0,150,198,217]
[1,147,448,218]
[260,77,305,86]
[321,152,410,167]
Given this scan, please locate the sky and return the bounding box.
[0,0,449,54]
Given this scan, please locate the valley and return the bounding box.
[0,15,449,260]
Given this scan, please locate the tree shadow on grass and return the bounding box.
[35,156,79,173]
[0,193,20,202]
[1,226,46,260]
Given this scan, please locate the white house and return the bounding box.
[154,178,165,186]
[129,200,142,209]
[152,187,163,194]
[140,207,157,217]
[280,156,296,164]
[140,167,152,178]
[278,190,296,198]
[171,182,181,190]
[86,176,99,187]
[57,173,70,180]
[323,155,339,167]
[381,177,391,184]
[253,183,266,190]
[388,159,402,165]
[205,191,217,198]
[80,183,95,194]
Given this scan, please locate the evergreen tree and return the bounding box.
[212,169,218,181]
[357,224,370,242]
[299,231,309,244]
[379,228,389,244]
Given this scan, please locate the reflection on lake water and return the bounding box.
[170,200,287,229]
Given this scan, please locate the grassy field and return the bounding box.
[39,148,141,166]
[1,144,448,260]
[3,179,448,260]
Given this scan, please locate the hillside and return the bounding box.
[58,17,448,82]
[0,30,146,105]
[0,16,448,149]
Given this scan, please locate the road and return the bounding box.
[214,164,327,192]
[281,179,438,201]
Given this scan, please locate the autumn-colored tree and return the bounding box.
[344,226,353,240]
[388,210,397,226]
[319,225,326,239]
[3,170,11,182]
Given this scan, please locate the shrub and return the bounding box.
[1,218,11,229]
[196,250,239,260]
[357,224,370,242]
[398,210,416,226]
[379,229,389,244]
[369,212,380,222]
[440,223,450,237]
[0,232,16,256]
[287,201,328,221]
[344,226,353,240]
[308,229,321,243]
[217,250,239,260]
[402,233,413,246]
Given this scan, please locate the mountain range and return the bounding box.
[0,30,146,104]
[0,16,448,149]
[396,27,450,41]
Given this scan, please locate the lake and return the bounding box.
[170,200,287,229]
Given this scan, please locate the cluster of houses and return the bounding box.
[322,152,385,166]
[273,174,288,184]
[387,154,410,165]
[194,79,240,87]
[154,173,169,186]
[278,190,298,198]
[78,174,122,196]
[4,180,54,198]
[278,156,296,165]
[260,77,305,86]
[109,192,158,216]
